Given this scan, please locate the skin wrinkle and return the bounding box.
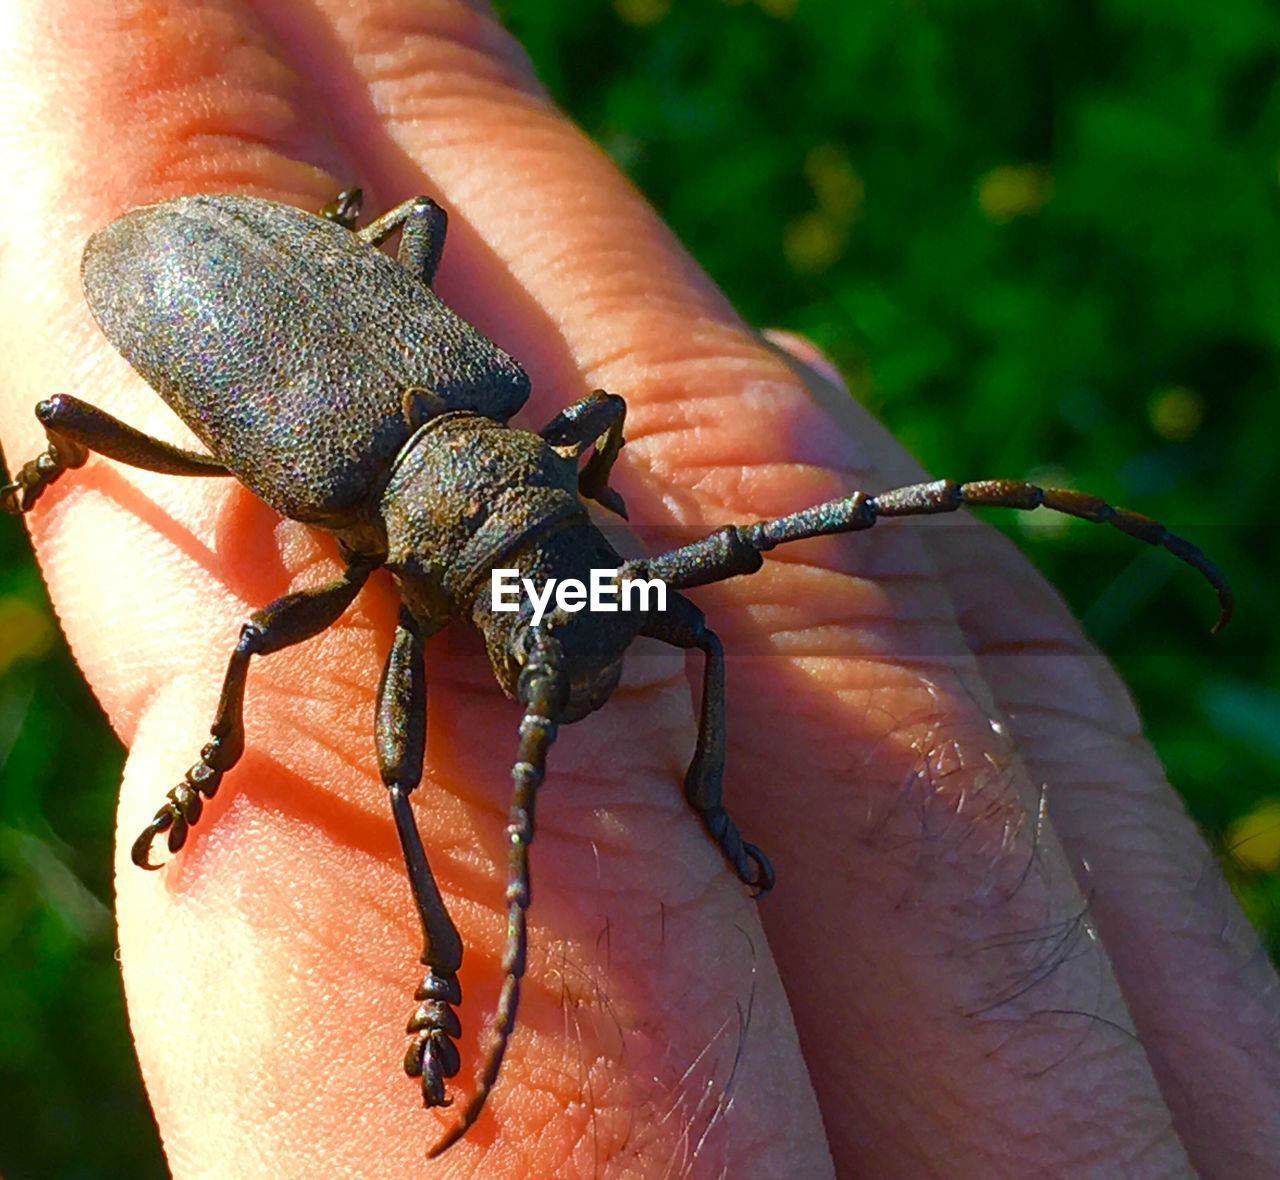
[113,8,303,164]
[578,285,748,335]
[353,0,542,95]
[672,463,864,496]
[741,607,985,664]
[539,254,708,312]
[162,69,302,149]
[621,340,801,387]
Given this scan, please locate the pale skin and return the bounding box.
[2,2,1279,1177]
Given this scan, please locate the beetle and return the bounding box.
[1,188,1232,1156]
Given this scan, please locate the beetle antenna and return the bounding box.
[428,633,565,1158]
[636,478,1234,634]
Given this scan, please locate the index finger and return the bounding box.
[0,2,830,1176]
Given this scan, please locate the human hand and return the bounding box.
[2,2,1277,1176]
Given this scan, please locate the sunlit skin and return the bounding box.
[2,1,1279,1176]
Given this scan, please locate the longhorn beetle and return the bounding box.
[1,188,1232,1156]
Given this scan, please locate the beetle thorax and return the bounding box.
[379,412,643,719]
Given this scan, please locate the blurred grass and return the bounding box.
[0,523,159,1176]
[2,0,1278,1172]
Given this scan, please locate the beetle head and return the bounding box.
[508,603,632,724]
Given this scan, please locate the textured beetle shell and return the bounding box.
[380,413,635,710]
[381,413,584,616]
[81,195,531,532]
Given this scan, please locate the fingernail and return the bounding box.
[761,329,849,392]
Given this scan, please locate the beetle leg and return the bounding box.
[130,559,374,869]
[640,593,774,896]
[540,390,629,518]
[1,394,227,514]
[376,608,466,1111]
[358,197,448,287]
[631,477,1233,633]
[427,631,566,1158]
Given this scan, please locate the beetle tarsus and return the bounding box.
[319,186,363,230]
[127,563,372,870]
[404,969,463,1107]
[702,804,773,895]
[129,752,227,869]
[540,390,629,518]
[0,431,87,514]
[130,812,174,871]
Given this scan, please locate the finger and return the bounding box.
[306,3,1206,1174]
[0,3,827,1177]
[925,456,1280,1172]
[770,331,1280,1175]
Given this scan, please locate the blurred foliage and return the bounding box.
[0,520,160,1176]
[2,0,1279,1172]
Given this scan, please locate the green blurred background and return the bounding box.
[3,0,1278,1173]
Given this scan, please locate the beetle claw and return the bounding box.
[405,1032,458,1108]
[742,843,776,898]
[131,838,163,871]
[131,811,174,870]
[596,486,628,519]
